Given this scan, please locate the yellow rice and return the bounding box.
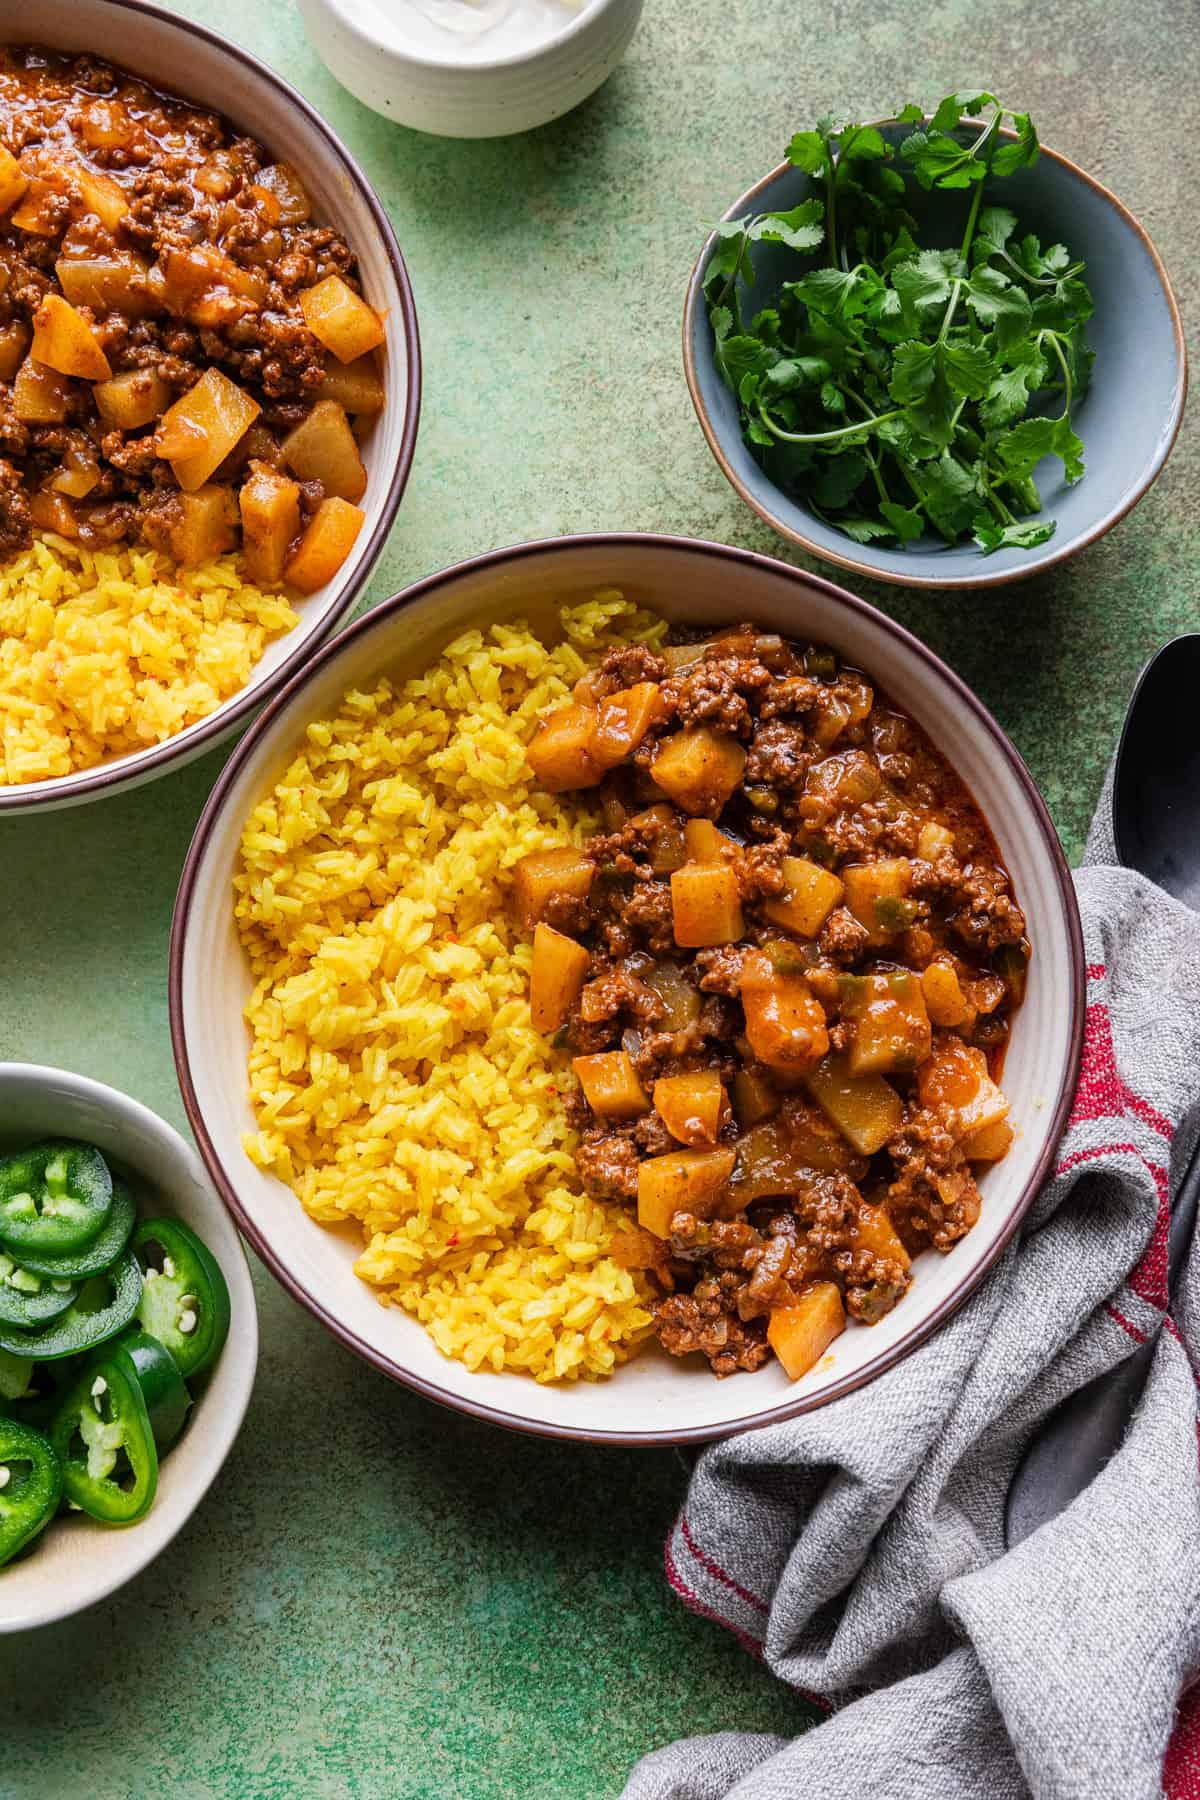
[0,533,298,785]
[236,593,667,1382]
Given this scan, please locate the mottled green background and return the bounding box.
[0,0,1194,1794]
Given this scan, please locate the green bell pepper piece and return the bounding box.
[0,1253,78,1328]
[0,1251,141,1362]
[50,1346,157,1525]
[0,1419,63,1565]
[13,1181,136,1281]
[133,1220,230,1379]
[120,1331,191,1454]
[0,1142,112,1258]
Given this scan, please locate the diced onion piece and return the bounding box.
[637,1147,737,1239]
[300,273,385,363]
[768,1282,845,1381]
[282,496,365,593]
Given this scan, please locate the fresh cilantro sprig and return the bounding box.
[703,92,1093,557]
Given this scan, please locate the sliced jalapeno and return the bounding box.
[14,1181,136,1281]
[0,1252,79,1329]
[0,1142,112,1258]
[133,1220,229,1378]
[50,1347,157,1525]
[0,1251,141,1362]
[0,1419,63,1565]
[120,1331,191,1454]
[0,1348,32,1405]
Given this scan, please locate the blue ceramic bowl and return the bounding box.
[684,124,1187,588]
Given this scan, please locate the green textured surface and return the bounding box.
[0,0,1195,1794]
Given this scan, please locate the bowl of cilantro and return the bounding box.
[684,92,1187,588]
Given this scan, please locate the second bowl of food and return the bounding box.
[170,532,1084,1444]
[0,0,420,813]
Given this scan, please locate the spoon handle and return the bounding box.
[1005,1133,1200,1548]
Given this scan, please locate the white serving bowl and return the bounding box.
[299,0,644,138]
[0,1063,257,1632]
[170,533,1084,1446]
[0,0,421,817]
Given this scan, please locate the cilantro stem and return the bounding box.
[756,401,902,444]
[992,245,1084,288]
[825,146,838,270]
[958,180,985,261]
[937,279,963,342]
[1042,330,1074,420]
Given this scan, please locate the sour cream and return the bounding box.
[343,0,590,63]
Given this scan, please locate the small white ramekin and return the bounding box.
[0,1064,257,1633]
[299,0,644,138]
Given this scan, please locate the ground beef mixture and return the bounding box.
[519,624,1029,1379]
[0,47,383,578]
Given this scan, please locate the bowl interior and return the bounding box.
[687,124,1185,585]
[175,536,1082,1443]
[0,1064,257,1631]
[0,0,417,811]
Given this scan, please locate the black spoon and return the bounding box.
[1005,635,1200,1548]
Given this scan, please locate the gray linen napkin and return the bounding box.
[623,775,1200,1800]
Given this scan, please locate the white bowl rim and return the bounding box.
[682,125,1189,591]
[315,0,628,76]
[0,1061,258,1629]
[168,529,1086,1445]
[0,0,423,815]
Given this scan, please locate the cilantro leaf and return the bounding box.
[895,103,925,124]
[941,339,996,399]
[891,249,958,327]
[879,500,925,542]
[923,451,982,537]
[786,130,831,174]
[813,452,869,508]
[966,266,1033,350]
[979,364,1036,427]
[974,206,1018,257]
[836,516,896,543]
[836,124,889,163]
[992,111,1039,175]
[749,200,826,253]
[972,513,1057,552]
[994,414,1085,484]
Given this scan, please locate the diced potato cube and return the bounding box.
[282,496,365,594]
[526,703,604,792]
[637,1147,737,1238]
[850,1203,911,1272]
[528,922,590,1034]
[512,847,594,929]
[732,1067,779,1129]
[840,971,931,1076]
[917,1037,1009,1140]
[590,682,665,770]
[654,1070,725,1147]
[30,294,112,381]
[28,491,79,537]
[281,399,367,503]
[159,368,261,491]
[73,163,130,231]
[921,960,970,1028]
[652,727,746,816]
[740,951,829,1077]
[239,463,301,587]
[158,244,265,325]
[683,819,735,863]
[12,357,70,424]
[918,820,955,862]
[0,145,28,215]
[300,273,385,363]
[768,1282,845,1381]
[166,484,238,567]
[806,1053,903,1155]
[573,1050,649,1119]
[10,181,60,236]
[0,322,29,381]
[670,861,743,947]
[93,368,171,430]
[962,1116,1014,1162]
[842,858,916,944]
[763,855,845,938]
[56,254,155,317]
[316,352,385,415]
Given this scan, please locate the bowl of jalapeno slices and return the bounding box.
[0,1065,257,1632]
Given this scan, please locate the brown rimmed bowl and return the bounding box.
[0,0,421,815]
[684,123,1187,589]
[169,532,1085,1445]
